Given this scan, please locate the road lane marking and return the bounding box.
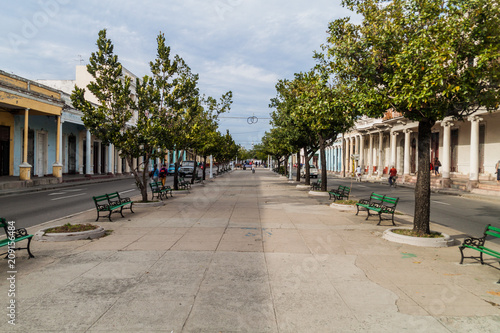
[48,192,65,196]
[120,189,136,194]
[63,188,86,192]
[51,193,87,201]
[431,200,451,206]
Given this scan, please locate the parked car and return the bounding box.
[300,165,319,178]
[167,163,176,175]
[179,160,196,177]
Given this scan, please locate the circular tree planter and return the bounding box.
[308,190,330,197]
[382,228,455,247]
[330,202,356,212]
[35,224,106,242]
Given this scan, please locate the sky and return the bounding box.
[0,0,355,149]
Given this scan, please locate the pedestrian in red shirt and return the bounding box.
[389,166,397,187]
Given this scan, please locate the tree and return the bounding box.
[71,29,165,202]
[322,0,500,234]
[270,77,319,184]
[261,129,293,175]
[270,69,354,189]
[295,69,354,191]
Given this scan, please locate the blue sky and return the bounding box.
[1,0,354,149]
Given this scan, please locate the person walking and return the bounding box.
[389,166,397,187]
[159,164,167,186]
[151,164,159,183]
[496,160,500,184]
[356,165,362,182]
[434,158,441,175]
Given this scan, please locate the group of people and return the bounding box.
[150,164,168,186]
[355,159,443,188]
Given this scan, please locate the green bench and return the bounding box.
[0,217,34,258]
[460,224,500,268]
[93,192,134,222]
[328,185,351,201]
[149,181,173,200]
[179,177,191,190]
[310,179,321,191]
[355,192,399,225]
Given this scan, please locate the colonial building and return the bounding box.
[323,109,500,193]
[1,66,194,184]
[0,70,64,180]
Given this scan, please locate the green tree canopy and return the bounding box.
[321,0,500,233]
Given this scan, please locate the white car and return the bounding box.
[301,165,318,178]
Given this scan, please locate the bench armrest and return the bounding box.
[13,228,30,238]
[381,205,396,213]
[97,203,110,210]
[462,236,486,247]
[120,197,131,203]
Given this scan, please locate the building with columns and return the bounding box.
[0,70,65,180]
[1,66,193,183]
[322,109,500,191]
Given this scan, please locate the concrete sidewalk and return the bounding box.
[1,169,500,332]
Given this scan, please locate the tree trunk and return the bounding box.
[413,118,435,235]
[191,151,197,184]
[127,156,149,202]
[304,146,314,185]
[296,151,301,182]
[202,156,207,180]
[319,137,327,191]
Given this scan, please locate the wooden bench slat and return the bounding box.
[93,192,134,222]
[487,225,500,233]
[355,192,398,226]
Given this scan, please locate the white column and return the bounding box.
[441,121,453,180]
[469,115,483,182]
[116,150,122,175]
[209,154,213,179]
[368,134,373,176]
[107,144,114,174]
[355,135,360,170]
[58,118,63,164]
[403,129,412,176]
[349,137,354,174]
[289,155,292,180]
[390,131,398,168]
[139,156,144,172]
[86,130,92,175]
[377,132,383,178]
[359,135,364,173]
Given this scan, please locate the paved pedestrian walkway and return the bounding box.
[2,169,500,332]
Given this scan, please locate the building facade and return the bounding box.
[323,110,500,190]
[0,70,64,180]
[1,66,195,183]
